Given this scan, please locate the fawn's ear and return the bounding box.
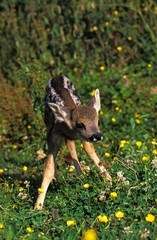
[88,89,101,113]
[48,103,72,127]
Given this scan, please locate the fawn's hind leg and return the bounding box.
[66,140,82,175]
[82,141,112,181]
[34,153,56,210]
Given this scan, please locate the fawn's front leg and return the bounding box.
[34,153,56,210]
[82,141,112,181]
[66,139,82,175]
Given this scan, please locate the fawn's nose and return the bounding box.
[88,133,103,142]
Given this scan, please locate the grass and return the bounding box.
[0,72,157,239]
[0,1,157,239]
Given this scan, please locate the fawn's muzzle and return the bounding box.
[88,133,103,142]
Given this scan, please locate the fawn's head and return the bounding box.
[48,89,103,142]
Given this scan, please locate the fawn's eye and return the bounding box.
[76,122,85,129]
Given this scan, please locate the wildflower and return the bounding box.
[142,156,150,161]
[38,232,44,238]
[145,213,155,222]
[135,119,141,124]
[119,140,128,148]
[0,169,4,174]
[81,229,98,240]
[22,166,27,172]
[104,152,110,158]
[90,90,95,96]
[100,110,103,115]
[135,113,140,118]
[110,192,118,198]
[4,183,9,187]
[114,10,119,15]
[123,226,133,234]
[84,183,90,189]
[99,66,105,71]
[90,26,98,32]
[66,220,76,227]
[127,36,133,41]
[111,117,116,123]
[136,141,142,147]
[140,228,150,238]
[97,215,109,223]
[27,125,31,129]
[73,67,78,72]
[99,191,106,201]
[115,211,124,219]
[36,149,46,160]
[153,149,157,154]
[147,64,152,68]
[19,187,24,192]
[105,21,109,27]
[38,188,44,193]
[152,139,157,145]
[117,46,123,52]
[0,223,4,229]
[26,227,34,233]
[113,157,117,161]
[152,158,157,169]
[68,166,75,172]
[12,145,17,149]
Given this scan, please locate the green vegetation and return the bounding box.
[0,0,157,239]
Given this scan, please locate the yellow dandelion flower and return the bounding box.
[105,21,109,27]
[0,223,4,229]
[81,229,98,240]
[0,169,4,174]
[135,119,141,124]
[142,156,150,161]
[110,192,118,198]
[68,166,75,172]
[127,36,133,41]
[73,67,78,72]
[90,90,95,96]
[147,64,152,68]
[113,157,117,161]
[99,66,105,71]
[22,166,27,172]
[38,188,44,193]
[97,215,109,223]
[119,140,129,148]
[135,113,140,118]
[19,187,24,192]
[111,117,116,123]
[115,106,120,111]
[145,213,155,222]
[4,183,9,187]
[117,46,123,52]
[12,145,17,149]
[153,149,157,154]
[100,110,103,115]
[136,141,142,147]
[27,125,31,129]
[115,211,124,219]
[66,220,76,227]
[151,139,157,145]
[104,152,110,158]
[26,227,34,233]
[114,10,119,15]
[84,183,90,189]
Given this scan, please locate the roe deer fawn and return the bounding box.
[35,76,112,210]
